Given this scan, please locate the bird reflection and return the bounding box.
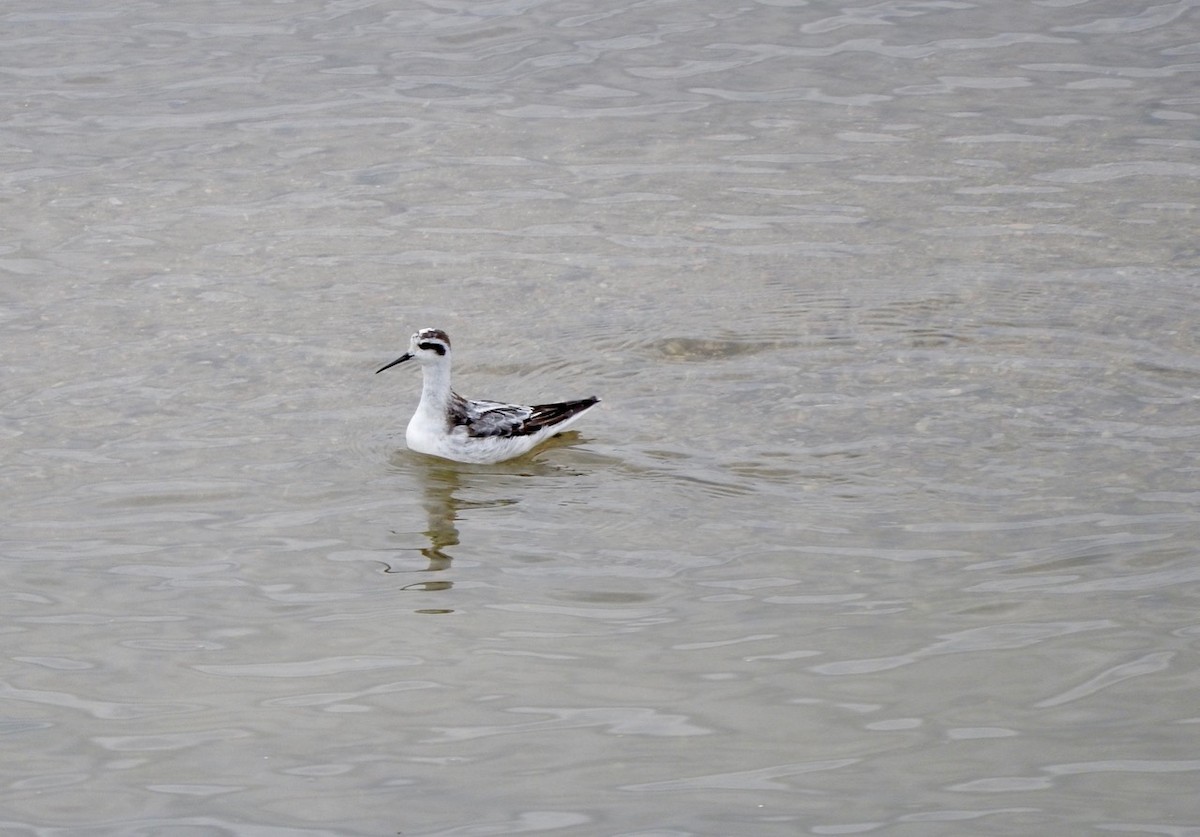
[416,461,460,570]
[384,438,588,594]
[385,454,523,594]
[388,458,462,591]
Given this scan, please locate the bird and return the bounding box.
[376,328,600,464]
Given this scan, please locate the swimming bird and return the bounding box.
[376,328,600,464]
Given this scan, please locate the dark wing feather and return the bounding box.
[520,397,600,434]
[460,396,599,438]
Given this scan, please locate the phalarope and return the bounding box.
[376,328,600,464]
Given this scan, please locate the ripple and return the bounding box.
[622,759,858,791]
[693,85,891,105]
[944,133,1057,144]
[1035,161,1200,183]
[194,656,422,678]
[93,727,251,752]
[261,680,440,708]
[1054,3,1195,34]
[1035,651,1175,708]
[810,621,1116,676]
[969,565,1200,594]
[426,706,711,742]
[950,760,1200,794]
[498,101,706,118]
[0,681,202,720]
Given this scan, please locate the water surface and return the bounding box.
[2,0,1199,834]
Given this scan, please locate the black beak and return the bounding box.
[375,352,413,374]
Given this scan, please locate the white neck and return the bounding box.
[418,357,453,408]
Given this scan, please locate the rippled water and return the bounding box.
[3,0,1199,834]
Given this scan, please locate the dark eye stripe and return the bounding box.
[418,341,447,356]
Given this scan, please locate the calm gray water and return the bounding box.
[2,0,1199,835]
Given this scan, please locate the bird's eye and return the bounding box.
[417,341,446,355]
